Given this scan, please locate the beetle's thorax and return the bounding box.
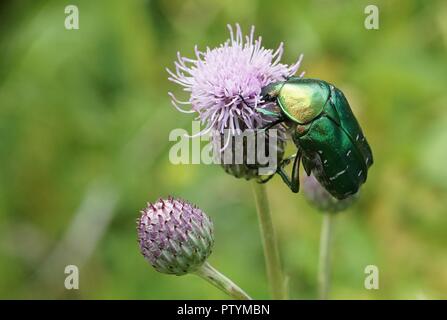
[277,79,330,124]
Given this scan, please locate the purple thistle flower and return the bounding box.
[167,23,304,138]
[137,197,214,275]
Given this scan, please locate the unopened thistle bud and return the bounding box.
[302,174,357,213]
[137,197,214,275]
[137,196,251,300]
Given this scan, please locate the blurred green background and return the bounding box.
[1,0,446,299]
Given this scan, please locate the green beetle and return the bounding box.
[257,77,373,200]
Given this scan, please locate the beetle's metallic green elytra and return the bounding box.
[260,77,373,200]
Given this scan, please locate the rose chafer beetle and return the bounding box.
[256,77,373,200]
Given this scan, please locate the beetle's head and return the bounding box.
[261,81,283,102]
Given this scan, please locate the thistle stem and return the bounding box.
[318,213,334,300]
[250,181,287,300]
[195,262,252,300]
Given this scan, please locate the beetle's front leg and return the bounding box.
[277,149,301,193]
[257,173,275,184]
[261,118,285,131]
[256,118,286,141]
[257,154,296,184]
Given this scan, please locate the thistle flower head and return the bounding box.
[302,174,358,213]
[137,197,214,275]
[167,23,304,137]
[214,130,286,180]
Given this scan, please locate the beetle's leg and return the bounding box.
[290,149,302,192]
[258,118,286,142]
[238,94,251,108]
[280,154,296,167]
[277,149,301,193]
[262,153,297,185]
[261,118,285,131]
[258,174,275,184]
[257,154,296,184]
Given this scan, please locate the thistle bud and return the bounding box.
[302,174,357,213]
[137,197,214,275]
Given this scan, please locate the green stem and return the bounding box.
[195,262,252,300]
[318,213,334,300]
[250,181,287,300]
